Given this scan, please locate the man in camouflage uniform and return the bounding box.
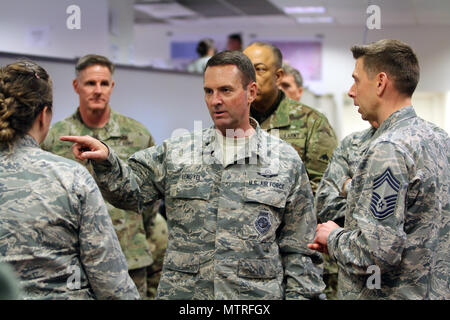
[279,63,304,102]
[314,121,378,299]
[60,50,325,300]
[309,39,449,299]
[42,54,167,299]
[243,42,338,194]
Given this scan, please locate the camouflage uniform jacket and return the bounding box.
[91,119,325,300]
[315,126,377,223]
[0,135,139,300]
[328,107,450,299]
[42,108,154,270]
[252,91,338,194]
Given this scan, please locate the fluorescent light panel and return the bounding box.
[283,6,326,14]
[296,16,334,24]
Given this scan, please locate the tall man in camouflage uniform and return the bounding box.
[314,121,378,299]
[243,42,338,194]
[60,50,325,300]
[309,39,450,299]
[42,54,168,299]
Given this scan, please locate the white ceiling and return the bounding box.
[133,0,450,27]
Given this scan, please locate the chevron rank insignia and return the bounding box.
[370,168,400,220]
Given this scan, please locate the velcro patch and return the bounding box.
[370,168,400,219]
[254,211,272,235]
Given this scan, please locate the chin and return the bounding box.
[88,104,108,111]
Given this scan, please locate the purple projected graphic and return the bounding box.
[269,41,322,81]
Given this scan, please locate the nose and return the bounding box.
[348,83,355,99]
[94,83,102,94]
[210,92,223,107]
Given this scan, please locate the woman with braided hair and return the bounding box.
[0,60,139,300]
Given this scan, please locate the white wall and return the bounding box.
[0,0,109,59]
[132,24,450,139]
[1,1,449,140]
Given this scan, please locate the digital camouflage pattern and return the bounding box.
[315,126,377,224]
[91,119,325,300]
[328,107,450,299]
[41,108,168,298]
[0,135,139,300]
[253,92,338,194]
[314,126,377,299]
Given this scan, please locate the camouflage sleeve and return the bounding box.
[305,116,338,194]
[91,144,164,215]
[76,166,139,299]
[314,136,352,223]
[328,142,408,275]
[281,162,325,299]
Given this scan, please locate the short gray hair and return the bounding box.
[75,54,115,77]
[282,63,303,88]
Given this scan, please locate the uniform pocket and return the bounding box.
[164,251,200,274]
[236,257,284,299]
[237,258,278,279]
[244,180,289,209]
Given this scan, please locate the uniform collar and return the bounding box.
[74,106,122,139]
[252,90,296,129]
[370,106,416,141]
[202,117,271,166]
[14,135,40,149]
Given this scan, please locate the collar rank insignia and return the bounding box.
[370,168,400,220]
[254,211,272,235]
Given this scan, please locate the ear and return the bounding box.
[247,81,258,105]
[376,72,388,96]
[111,80,115,90]
[298,87,304,100]
[38,106,52,128]
[73,78,79,94]
[275,68,284,86]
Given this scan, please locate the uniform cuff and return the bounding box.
[328,227,345,262]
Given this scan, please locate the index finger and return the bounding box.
[60,135,88,143]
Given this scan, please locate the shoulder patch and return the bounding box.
[370,168,400,220]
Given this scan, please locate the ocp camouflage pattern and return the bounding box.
[254,92,338,194]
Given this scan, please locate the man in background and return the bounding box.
[42,54,168,299]
[279,63,304,102]
[243,42,338,194]
[226,33,243,51]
